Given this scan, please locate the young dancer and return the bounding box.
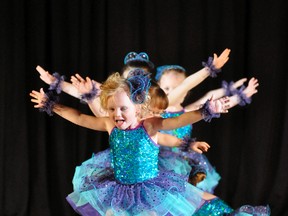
[35,50,247,191]
[30,69,269,216]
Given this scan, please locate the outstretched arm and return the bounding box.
[168,48,231,106]
[30,88,109,132]
[157,133,210,153]
[184,78,247,111]
[70,74,107,117]
[36,65,81,98]
[150,96,230,131]
[227,77,259,108]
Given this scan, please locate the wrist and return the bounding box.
[200,100,221,122]
[39,91,59,116]
[202,56,221,78]
[80,83,100,103]
[49,73,65,94]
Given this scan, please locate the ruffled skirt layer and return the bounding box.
[67,149,204,216]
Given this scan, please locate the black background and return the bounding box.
[1,0,287,215]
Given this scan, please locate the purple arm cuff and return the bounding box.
[202,56,221,78]
[179,136,197,152]
[39,91,59,116]
[231,86,252,106]
[80,83,99,103]
[222,80,236,96]
[49,73,65,94]
[200,100,221,122]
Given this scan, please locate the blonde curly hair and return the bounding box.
[99,72,151,113]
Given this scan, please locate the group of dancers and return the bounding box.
[30,49,270,215]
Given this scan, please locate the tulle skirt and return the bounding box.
[158,147,221,193]
[66,149,204,216]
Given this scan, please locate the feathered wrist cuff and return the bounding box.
[49,73,65,94]
[202,56,221,78]
[222,80,235,96]
[39,91,59,116]
[200,100,221,122]
[179,137,197,152]
[232,86,252,106]
[80,83,99,103]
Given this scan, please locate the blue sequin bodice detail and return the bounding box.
[160,110,193,139]
[109,124,159,184]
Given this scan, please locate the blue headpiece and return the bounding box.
[155,65,186,81]
[126,68,151,104]
[124,52,154,68]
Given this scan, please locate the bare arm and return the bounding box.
[36,65,81,98]
[185,78,248,111]
[168,48,231,106]
[227,77,259,108]
[157,133,210,153]
[30,88,109,132]
[149,97,229,131]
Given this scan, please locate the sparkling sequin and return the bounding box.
[160,110,193,139]
[110,124,159,184]
[193,198,233,215]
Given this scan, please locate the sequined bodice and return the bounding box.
[109,123,159,184]
[160,110,193,139]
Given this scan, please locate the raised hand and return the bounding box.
[243,77,259,98]
[212,48,231,69]
[191,141,210,154]
[36,65,56,85]
[30,88,47,108]
[71,74,101,95]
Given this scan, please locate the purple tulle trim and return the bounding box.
[232,85,252,106]
[222,80,235,96]
[80,83,99,103]
[126,68,151,104]
[80,170,187,214]
[66,196,102,216]
[232,204,271,215]
[202,56,221,78]
[39,91,59,116]
[179,136,196,152]
[200,100,220,122]
[49,72,65,94]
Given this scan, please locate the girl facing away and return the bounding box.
[30,69,270,216]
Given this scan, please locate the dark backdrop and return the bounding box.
[1,0,287,215]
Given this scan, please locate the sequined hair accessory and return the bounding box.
[202,57,221,78]
[49,72,65,94]
[124,52,154,68]
[155,65,186,81]
[126,68,151,104]
[39,91,59,116]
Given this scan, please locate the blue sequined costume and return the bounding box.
[66,123,205,215]
[159,110,221,193]
[66,122,270,216]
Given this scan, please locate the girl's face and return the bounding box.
[158,71,185,95]
[107,90,139,130]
